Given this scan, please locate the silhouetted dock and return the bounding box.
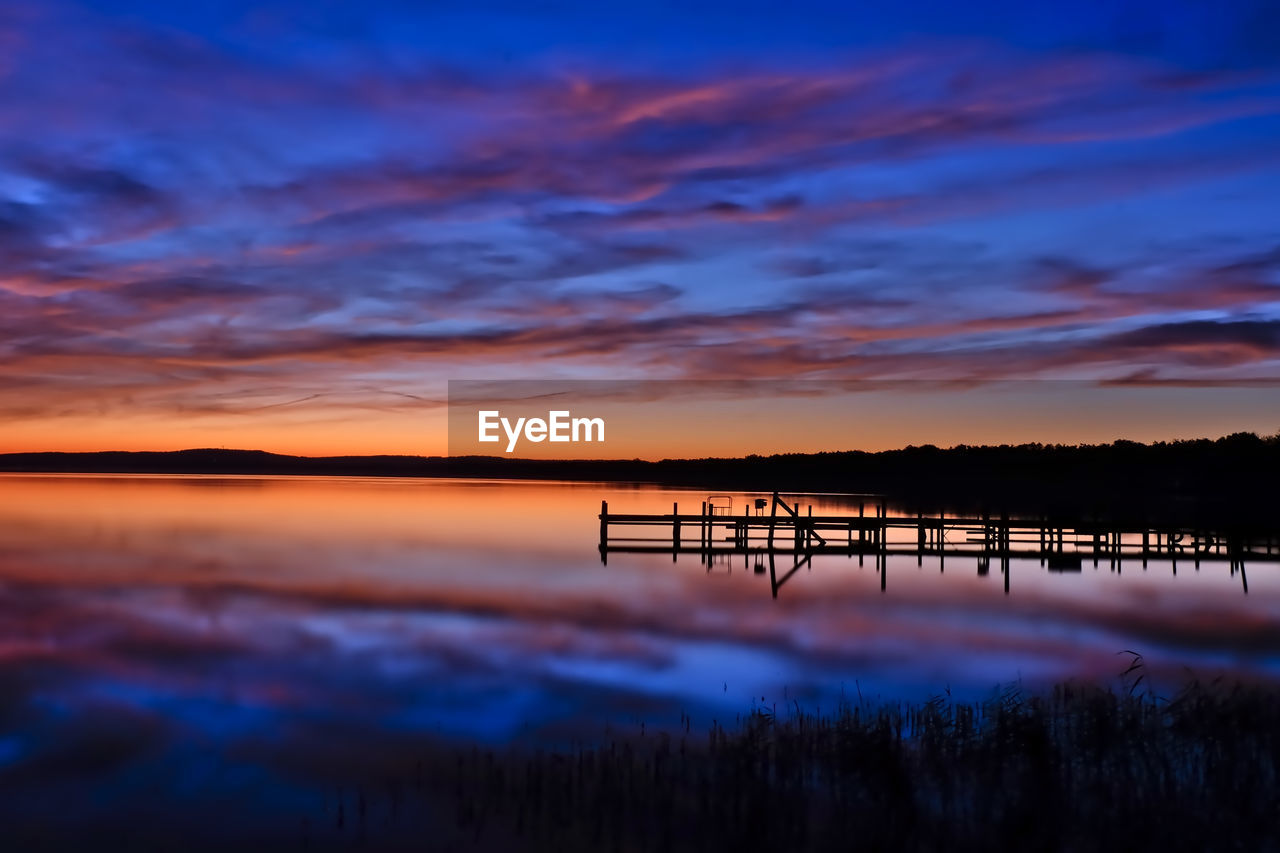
[599,493,1279,596]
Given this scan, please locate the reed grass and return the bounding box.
[440,672,1280,851]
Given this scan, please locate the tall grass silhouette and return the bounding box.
[439,669,1279,851]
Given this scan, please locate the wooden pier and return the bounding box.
[598,493,1280,597]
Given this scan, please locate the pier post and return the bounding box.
[767,492,779,549]
[700,501,707,563]
[938,512,946,573]
[1000,511,1010,594]
[768,551,778,600]
[857,501,865,566]
[879,534,886,592]
[673,502,680,562]
[599,500,608,565]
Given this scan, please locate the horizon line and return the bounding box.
[1,429,1277,466]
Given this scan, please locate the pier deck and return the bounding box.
[598,493,1280,596]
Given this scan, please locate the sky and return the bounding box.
[1,0,1279,455]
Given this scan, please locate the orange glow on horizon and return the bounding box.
[2,383,1278,458]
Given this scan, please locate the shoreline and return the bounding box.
[3,437,1279,525]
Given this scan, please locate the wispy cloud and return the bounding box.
[0,0,1278,445]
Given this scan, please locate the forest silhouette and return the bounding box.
[4,432,1279,524]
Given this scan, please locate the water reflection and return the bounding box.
[1,475,1279,841]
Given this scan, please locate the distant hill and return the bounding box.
[2,435,1279,523]
[0,448,447,477]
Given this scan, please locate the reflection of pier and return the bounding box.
[598,494,1279,597]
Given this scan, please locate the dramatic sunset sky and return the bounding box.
[2,0,1279,455]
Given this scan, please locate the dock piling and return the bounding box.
[596,499,1278,595]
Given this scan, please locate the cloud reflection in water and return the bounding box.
[0,474,1278,839]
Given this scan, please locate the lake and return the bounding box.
[1,474,1278,843]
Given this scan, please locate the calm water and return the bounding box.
[1,474,1278,839]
